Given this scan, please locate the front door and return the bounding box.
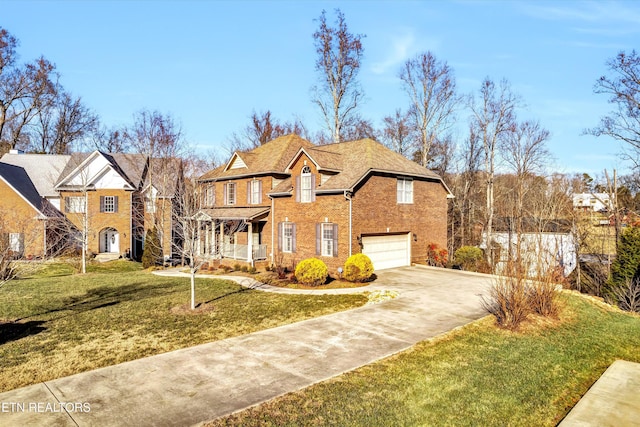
[100,228,119,253]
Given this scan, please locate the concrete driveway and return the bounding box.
[0,266,493,427]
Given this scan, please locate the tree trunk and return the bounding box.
[190,267,196,310]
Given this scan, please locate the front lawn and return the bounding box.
[208,293,640,427]
[0,261,366,393]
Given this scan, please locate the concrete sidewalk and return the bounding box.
[0,267,492,426]
[559,360,640,427]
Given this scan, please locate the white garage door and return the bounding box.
[362,234,410,270]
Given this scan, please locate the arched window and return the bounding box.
[301,166,312,203]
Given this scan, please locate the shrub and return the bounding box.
[482,275,530,331]
[233,263,241,271]
[294,258,328,287]
[453,246,484,271]
[527,279,559,317]
[427,242,448,267]
[141,227,162,269]
[344,254,374,282]
[240,265,249,272]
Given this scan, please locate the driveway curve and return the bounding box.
[0,266,494,427]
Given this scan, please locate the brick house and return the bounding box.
[0,150,182,261]
[0,162,65,258]
[197,134,452,272]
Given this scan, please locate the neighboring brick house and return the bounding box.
[197,134,452,272]
[0,150,182,261]
[0,162,65,258]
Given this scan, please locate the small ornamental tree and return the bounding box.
[344,253,374,282]
[142,227,162,268]
[295,258,328,287]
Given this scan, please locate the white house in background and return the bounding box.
[573,193,612,212]
[485,218,577,278]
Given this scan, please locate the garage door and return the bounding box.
[362,234,410,270]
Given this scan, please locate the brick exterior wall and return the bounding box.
[351,174,448,264]
[0,180,46,256]
[60,189,133,255]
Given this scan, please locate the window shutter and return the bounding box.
[316,223,321,255]
[247,180,252,204]
[292,223,297,253]
[258,180,263,204]
[296,176,301,202]
[65,197,70,213]
[114,196,119,213]
[277,222,282,251]
[332,224,338,257]
[223,184,228,205]
[100,196,105,213]
[311,175,316,202]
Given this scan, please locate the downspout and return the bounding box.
[344,190,353,257]
[270,194,274,266]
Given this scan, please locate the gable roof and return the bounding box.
[0,153,70,198]
[305,138,442,192]
[0,162,49,218]
[56,151,147,190]
[199,134,315,182]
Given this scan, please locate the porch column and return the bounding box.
[214,222,217,256]
[219,221,224,258]
[204,223,210,255]
[197,220,201,256]
[247,221,253,264]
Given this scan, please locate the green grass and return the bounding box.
[208,293,640,427]
[0,261,366,392]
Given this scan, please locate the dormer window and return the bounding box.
[301,166,312,203]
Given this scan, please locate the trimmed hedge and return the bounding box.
[344,253,374,282]
[295,258,328,287]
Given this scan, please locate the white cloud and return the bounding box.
[371,32,416,75]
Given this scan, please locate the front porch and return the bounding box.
[195,207,270,265]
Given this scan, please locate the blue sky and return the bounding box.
[3,0,639,175]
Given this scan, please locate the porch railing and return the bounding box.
[221,243,267,261]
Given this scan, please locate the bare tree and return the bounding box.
[30,91,99,154]
[399,51,460,167]
[311,9,365,143]
[340,115,378,141]
[90,125,130,153]
[500,120,551,263]
[126,110,185,256]
[588,50,640,168]
[381,109,413,157]
[470,78,519,266]
[228,110,307,151]
[449,124,485,249]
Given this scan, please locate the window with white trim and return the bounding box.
[282,222,294,253]
[9,233,24,254]
[226,182,236,205]
[397,178,413,204]
[65,196,86,213]
[301,166,312,203]
[103,196,116,212]
[250,180,261,204]
[321,223,334,257]
[204,185,215,207]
